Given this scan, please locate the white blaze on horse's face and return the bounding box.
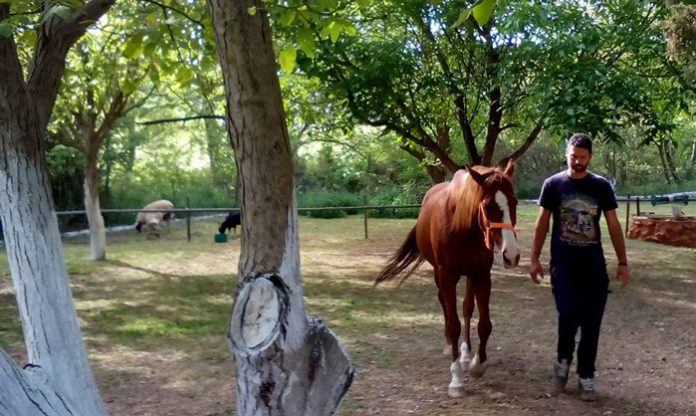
[494,191,521,268]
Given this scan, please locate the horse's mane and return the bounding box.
[450,166,507,233]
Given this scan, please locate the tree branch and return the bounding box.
[137,115,225,125]
[503,117,545,163]
[138,0,205,28]
[27,0,117,131]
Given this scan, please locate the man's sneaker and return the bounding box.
[578,377,598,402]
[553,359,570,392]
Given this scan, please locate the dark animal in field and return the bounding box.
[219,211,241,235]
[135,199,175,239]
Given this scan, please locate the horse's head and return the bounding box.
[466,159,520,268]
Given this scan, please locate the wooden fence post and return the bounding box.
[625,194,630,237]
[363,195,368,239]
[186,197,191,242]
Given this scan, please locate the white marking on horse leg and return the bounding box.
[459,342,473,366]
[495,191,520,267]
[469,352,489,378]
[442,344,453,356]
[448,360,466,397]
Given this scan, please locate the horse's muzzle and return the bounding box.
[503,251,521,269]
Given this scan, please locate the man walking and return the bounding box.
[529,133,630,401]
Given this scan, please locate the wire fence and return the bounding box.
[20,191,695,243]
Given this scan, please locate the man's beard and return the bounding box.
[571,163,587,173]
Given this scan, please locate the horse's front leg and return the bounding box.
[438,271,465,397]
[459,276,475,367]
[469,273,493,378]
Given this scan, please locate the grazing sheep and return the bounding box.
[135,199,175,239]
[218,211,241,235]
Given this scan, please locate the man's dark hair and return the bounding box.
[567,133,592,153]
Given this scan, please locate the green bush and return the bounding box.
[298,189,362,218]
[368,183,422,218]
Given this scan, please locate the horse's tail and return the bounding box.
[135,222,143,232]
[374,226,424,287]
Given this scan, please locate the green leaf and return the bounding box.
[279,46,297,73]
[471,0,496,26]
[452,9,472,29]
[123,36,144,59]
[122,79,138,94]
[0,22,12,39]
[472,0,496,26]
[356,0,372,7]
[298,29,316,59]
[143,41,158,58]
[248,6,257,16]
[148,68,161,84]
[326,21,342,43]
[280,10,296,26]
[176,67,194,86]
[342,21,357,36]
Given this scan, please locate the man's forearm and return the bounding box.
[531,219,549,261]
[608,222,628,264]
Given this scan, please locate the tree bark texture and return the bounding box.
[0,100,107,415]
[208,1,353,414]
[0,349,82,416]
[0,2,116,414]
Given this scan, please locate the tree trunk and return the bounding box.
[208,1,353,414]
[663,139,681,184]
[0,2,115,414]
[0,113,107,416]
[0,349,83,416]
[657,140,673,184]
[84,151,106,261]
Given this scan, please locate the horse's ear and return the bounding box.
[465,165,485,185]
[503,158,514,177]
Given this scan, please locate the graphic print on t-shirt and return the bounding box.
[559,193,599,246]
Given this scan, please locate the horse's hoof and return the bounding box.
[459,342,473,365]
[469,354,488,378]
[448,385,465,397]
[442,344,453,356]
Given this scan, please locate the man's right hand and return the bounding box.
[528,258,544,284]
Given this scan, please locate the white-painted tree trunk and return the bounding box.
[0,349,82,416]
[84,167,106,261]
[0,150,107,416]
[229,204,353,415]
[209,0,354,413]
[0,2,114,413]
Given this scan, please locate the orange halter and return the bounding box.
[479,203,517,251]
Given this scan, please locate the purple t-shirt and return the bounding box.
[538,171,618,264]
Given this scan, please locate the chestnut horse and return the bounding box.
[375,160,520,397]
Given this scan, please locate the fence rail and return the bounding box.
[47,193,696,242]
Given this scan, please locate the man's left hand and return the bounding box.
[617,264,630,287]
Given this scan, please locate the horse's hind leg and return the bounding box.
[469,274,492,378]
[437,289,454,356]
[459,276,475,367]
